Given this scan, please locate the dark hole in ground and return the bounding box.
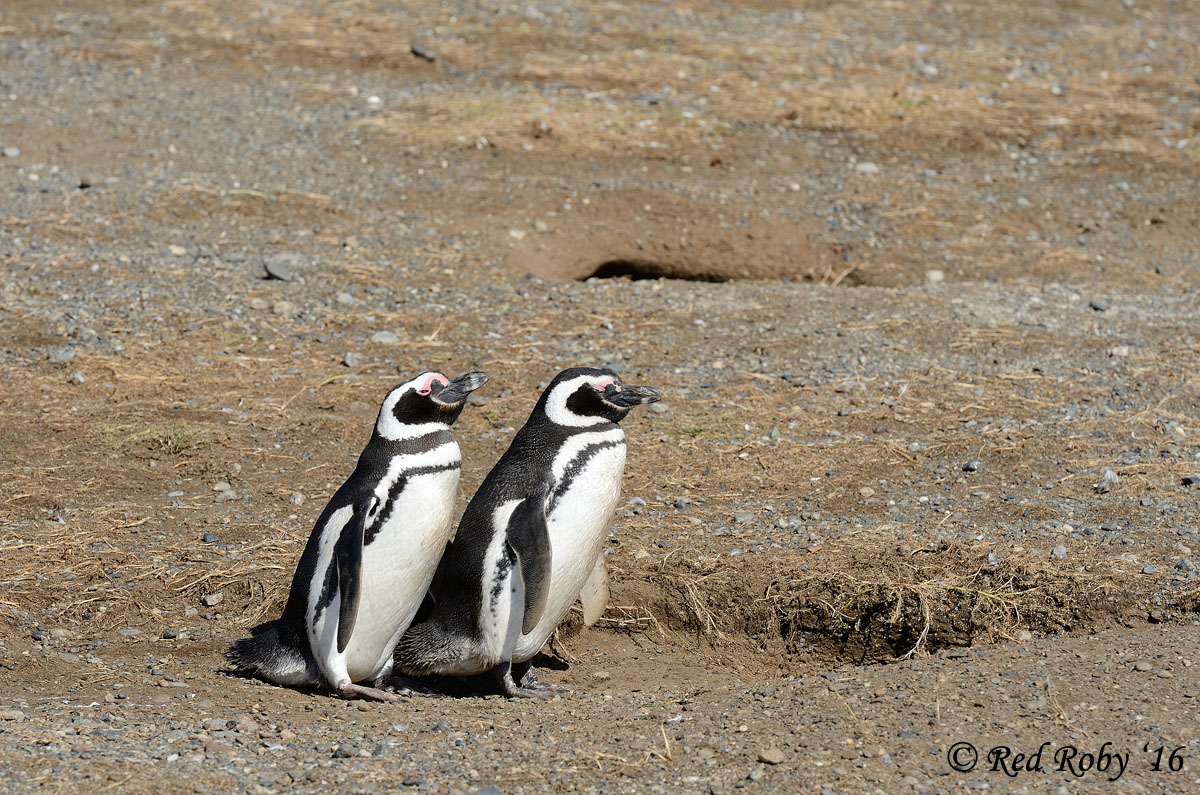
[582,259,731,283]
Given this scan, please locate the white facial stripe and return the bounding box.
[375,371,451,440]
[551,427,625,481]
[377,417,450,441]
[544,375,611,428]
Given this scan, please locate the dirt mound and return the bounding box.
[584,540,1145,674]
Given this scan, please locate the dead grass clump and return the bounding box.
[630,541,1135,669]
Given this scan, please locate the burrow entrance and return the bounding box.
[580,259,734,283]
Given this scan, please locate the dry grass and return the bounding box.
[632,540,1140,668]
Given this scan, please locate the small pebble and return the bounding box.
[343,351,363,368]
[1089,300,1107,312]
[201,593,224,607]
[215,489,238,502]
[962,460,981,472]
[370,330,400,344]
[1051,544,1067,560]
[925,269,945,285]
[1,146,20,158]
[1134,661,1152,672]
[263,259,295,281]
[757,747,786,765]
[733,511,754,523]
[1142,565,1156,575]
[202,532,219,543]
[204,740,233,757]
[854,161,880,175]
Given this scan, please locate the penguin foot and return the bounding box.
[510,686,558,699]
[521,681,572,695]
[515,660,573,694]
[335,680,402,702]
[375,673,444,698]
[496,662,563,699]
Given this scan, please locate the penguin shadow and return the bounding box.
[418,654,571,699]
[217,665,331,700]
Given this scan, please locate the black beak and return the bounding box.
[432,371,488,404]
[605,383,661,408]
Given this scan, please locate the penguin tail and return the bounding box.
[225,620,319,687]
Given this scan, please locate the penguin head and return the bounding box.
[538,367,661,427]
[376,370,488,439]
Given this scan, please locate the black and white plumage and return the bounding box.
[394,367,660,697]
[226,370,488,701]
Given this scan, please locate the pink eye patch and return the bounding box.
[418,374,447,395]
[591,379,618,392]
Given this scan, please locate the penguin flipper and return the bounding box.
[334,496,372,654]
[506,486,552,635]
[578,554,609,626]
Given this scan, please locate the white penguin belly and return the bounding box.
[512,443,626,661]
[341,467,460,680]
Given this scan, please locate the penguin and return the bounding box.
[394,366,660,697]
[226,370,488,701]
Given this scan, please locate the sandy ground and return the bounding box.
[2,0,1200,791]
